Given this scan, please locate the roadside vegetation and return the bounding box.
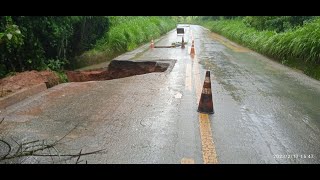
[197,16,320,80]
[0,16,175,79]
[79,16,175,68]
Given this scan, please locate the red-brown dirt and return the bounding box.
[0,70,59,98]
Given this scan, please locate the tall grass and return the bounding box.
[201,18,320,80]
[77,16,175,68]
[96,16,175,52]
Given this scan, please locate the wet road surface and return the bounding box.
[1,25,320,164]
[196,27,320,163]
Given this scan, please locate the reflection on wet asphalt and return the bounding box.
[196,26,320,163]
[0,25,319,164]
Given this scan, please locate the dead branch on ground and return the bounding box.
[0,123,107,164]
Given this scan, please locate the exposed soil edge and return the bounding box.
[66,59,176,82]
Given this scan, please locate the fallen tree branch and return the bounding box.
[0,123,105,164]
[11,137,23,156]
[0,139,11,160]
[52,124,79,146]
[31,148,106,157]
[46,141,55,163]
[76,149,82,164]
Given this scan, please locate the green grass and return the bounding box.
[201,18,320,80]
[77,16,176,69]
[96,16,175,52]
[54,71,68,83]
[283,58,320,80]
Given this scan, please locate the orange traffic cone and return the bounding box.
[198,71,214,114]
[190,40,195,55]
[181,36,185,49]
[150,39,154,48]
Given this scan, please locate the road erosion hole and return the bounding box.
[66,59,176,82]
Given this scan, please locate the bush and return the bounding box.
[54,71,68,83]
[0,16,109,77]
[242,16,315,32]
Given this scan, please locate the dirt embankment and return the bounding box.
[0,70,59,98]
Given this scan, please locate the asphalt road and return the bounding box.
[1,25,319,164]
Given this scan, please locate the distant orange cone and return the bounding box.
[150,39,154,48]
[198,71,214,114]
[190,40,195,55]
[181,36,185,49]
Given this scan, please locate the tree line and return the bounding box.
[0,16,109,77]
[0,16,176,78]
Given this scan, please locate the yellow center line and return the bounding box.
[190,28,218,163]
[198,113,218,164]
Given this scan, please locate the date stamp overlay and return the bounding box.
[274,154,315,159]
